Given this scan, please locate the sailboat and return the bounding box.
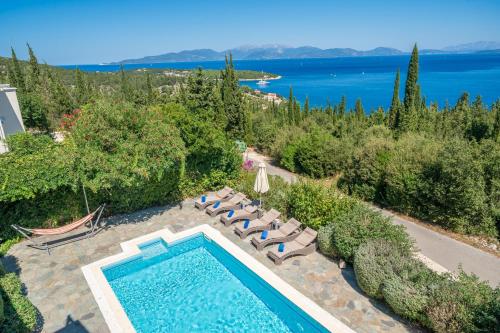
[257,71,270,86]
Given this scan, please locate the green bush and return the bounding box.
[287,181,357,229]
[0,273,38,333]
[317,223,336,257]
[383,133,441,215]
[382,277,429,322]
[353,239,415,298]
[0,292,4,325]
[339,135,395,201]
[421,138,495,235]
[234,171,291,215]
[425,271,498,333]
[330,204,413,263]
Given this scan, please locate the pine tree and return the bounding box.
[26,43,41,92]
[401,44,420,131]
[221,53,245,139]
[388,69,401,129]
[9,47,26,91]
[287,86,295,124]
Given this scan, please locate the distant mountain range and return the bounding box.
[112,41,500,64]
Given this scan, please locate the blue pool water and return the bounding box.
[102,234,329,333]
[62,53,500,110]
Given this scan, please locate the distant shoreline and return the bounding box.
[239,75,282,82]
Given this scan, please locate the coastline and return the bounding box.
[239,75,282,82]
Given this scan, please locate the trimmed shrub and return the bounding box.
[425,271,498,333]
[0,273,38,333]
[382,277,429,322]
[353,239,414,298]
[317,223,336,257]
[330,205,413,263]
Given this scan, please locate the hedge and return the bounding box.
[0,273,38,333]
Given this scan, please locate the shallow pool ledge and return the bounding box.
[81,224,356,333]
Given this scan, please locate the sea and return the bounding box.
[61,53,500,111]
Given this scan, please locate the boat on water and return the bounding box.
[257,79,270,86]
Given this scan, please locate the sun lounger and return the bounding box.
[251,218,301,251]
[267,227,318,265]
[11,205,106,254]
[194,186,234,209]
[220,204,259,226]
[234,209,281,239]
[205,192,246,217]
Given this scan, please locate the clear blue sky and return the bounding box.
[1,0,499,65]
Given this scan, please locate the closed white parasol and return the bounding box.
[254,162,269,207]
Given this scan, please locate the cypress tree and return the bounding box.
[26,43,41,92]
[339,96,346,117]
[221,53,245,139]
[145,72,156,104]
[492,101,500,141]
[74,68,88,106]
[9,47,25,91]
[119,65,129,98]
[388,69,401,129]
[401,44,420,131]
[355,99,364,120]
[287,86,294,124]
[304,96,310,117]
[294,98,301,124]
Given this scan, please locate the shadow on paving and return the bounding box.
[54,315,90,333]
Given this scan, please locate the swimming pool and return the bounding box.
[82,225,355,333]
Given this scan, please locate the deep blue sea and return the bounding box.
[62,54,500,110]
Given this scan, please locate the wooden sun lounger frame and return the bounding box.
[234,209,281,239]
[251,218,302,251]
[267,228,318,265]
[194,187,234,210]
[11,204,106,254]
[220,204,260,226]
[205,193,246,217]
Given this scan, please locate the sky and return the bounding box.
[1,0,499,65]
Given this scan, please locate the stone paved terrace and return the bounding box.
[3,199,423,333]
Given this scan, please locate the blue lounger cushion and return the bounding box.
[213,201,221,209]
[201,195,206,203]
[278,243,285,252]
[261,230,268,239]
[228,209,234,218]
[243,219,250,229]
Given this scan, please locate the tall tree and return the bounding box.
[338,96,346,117]
[287,86,295,124]
[293,98,301,124]
[74,68,88,106]
[304,96,310,117]
[9,47,25,91]
[119,65,130,99]
[145,72,156,104]
[355,99,364,121]
[220,53,246,139]
[388,69,401,129]
[26,43,41,92]
[401,44,420,131]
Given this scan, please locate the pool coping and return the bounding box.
[81,224,356,333]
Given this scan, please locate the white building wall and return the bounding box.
[0,84,25,153]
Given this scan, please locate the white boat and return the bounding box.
[257,79,269,86]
